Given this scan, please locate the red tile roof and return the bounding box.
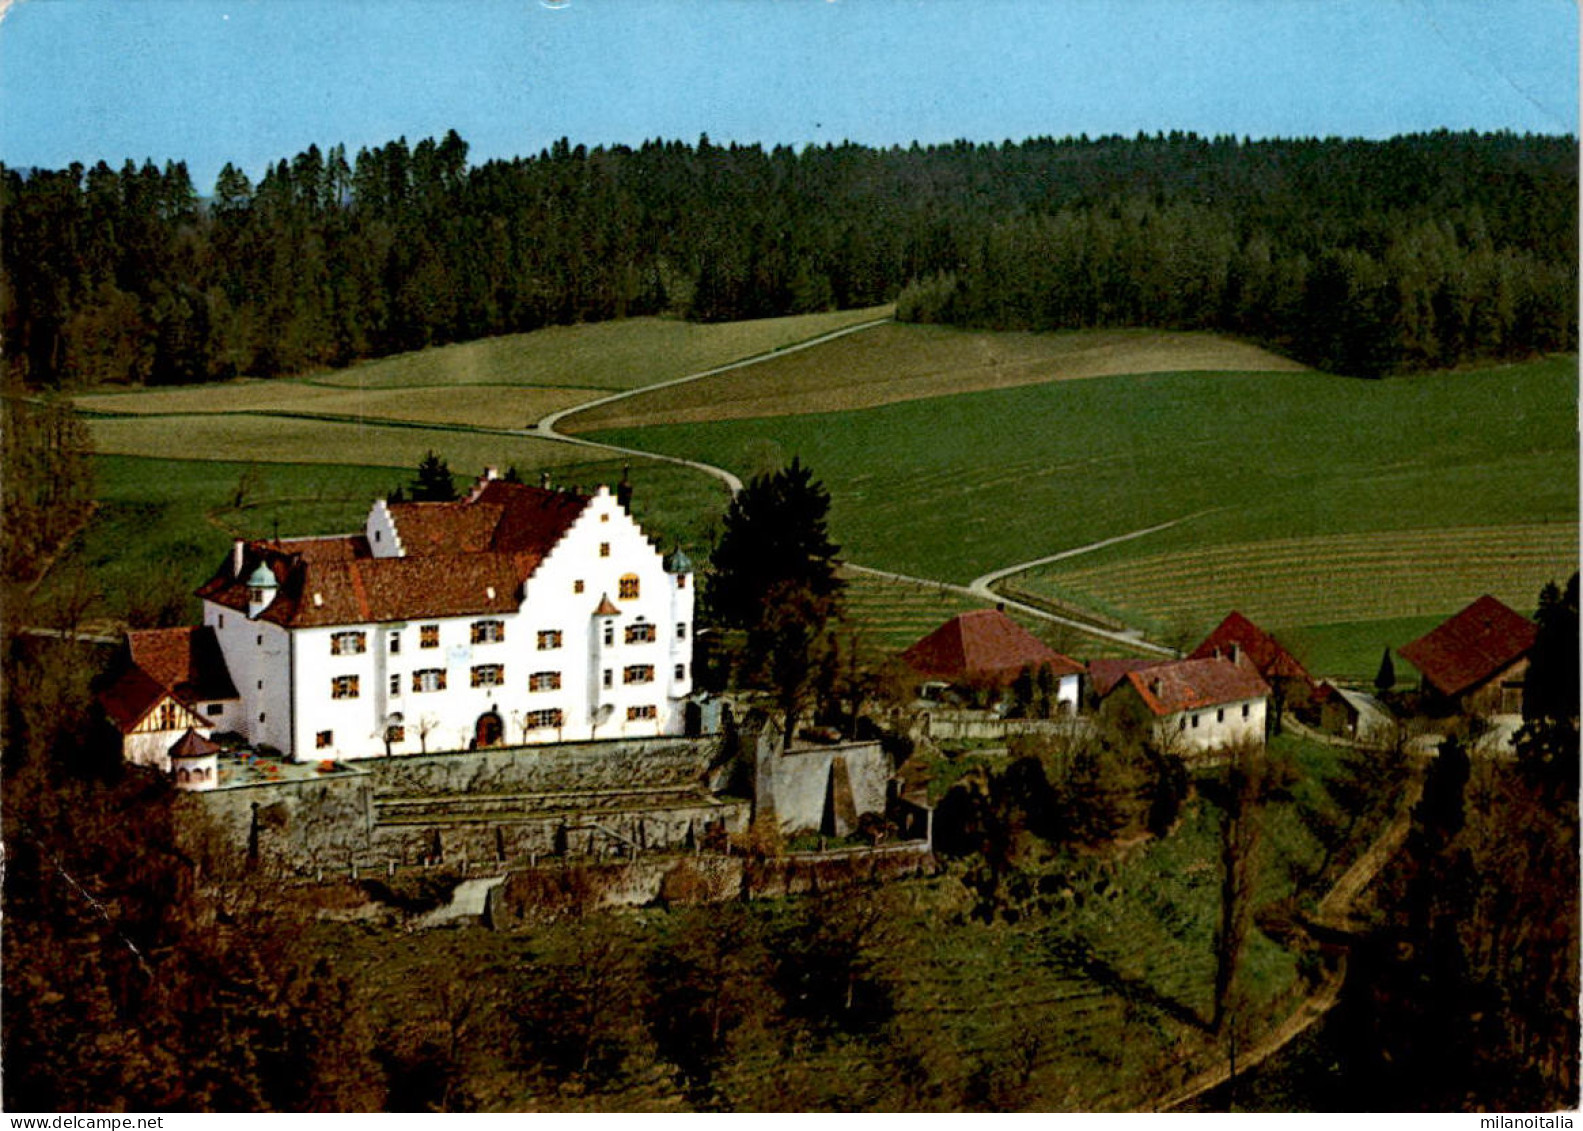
[1119,657,1270,717]
[1087,657,1165,698]
[197,482,591,628]
[1398,595,1537,698]
[168,729,220,760]
[100,627,237,733]
[1189,611,1314,686]
[902,609,1084,685]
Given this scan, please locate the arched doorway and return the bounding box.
[475,711,504,748]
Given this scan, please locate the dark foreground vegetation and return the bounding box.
[4,130,1575,388]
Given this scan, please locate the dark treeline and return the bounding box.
[3,129,1575,387]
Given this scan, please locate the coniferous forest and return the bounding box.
[3,129,1576,387]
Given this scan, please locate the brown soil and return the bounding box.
[563,324,1306,433]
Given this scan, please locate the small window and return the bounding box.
[419,624,439,649]
[1242,703,1251,719]
[1192,714,1200,729]
[1217,708,1226,724]
[218,614,225,628]
[529,671,562,692]
[389,674,401,696]
[676,622,687,641]
[624,664,654,685]
[247,587,265,605]
[618,574,640,600]
[331,631,367,656]
[599,542,611,558]
[1179,716,1187,731]
[625,623,656,644]
[472,664,505,688]
[526,708,564,729]
[316,730,333,749]
[573,579,585,594]
[627,705,657,721]
[259,712,266,723]
[256,634,263,646]
[158,702,179,729]
[603,624,614,646]
[537,629,563,651]
[676,574,687,590]
[600,512,609,523]
[471,620,505,645]
[374,530,381,543]
[603,669,613,689]
[257,680,264,690]
[675,663,686,681]
[413,669,447,693]
[331,675,360,700]
[389,632,401,654]
[206,703,223,717]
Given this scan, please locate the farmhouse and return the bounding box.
[902,608,1083,712]
[103,469,694,766]
[1398,594,1536,717]
[1189,611,1314,696]
[1101,656,1269,757]
[99,626,240,774]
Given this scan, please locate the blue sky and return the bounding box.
[0,0,1576,188]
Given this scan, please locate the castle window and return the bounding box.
[247,586,265,604]
[599,542,611,558]
[471,620,505,645]
[624,664,654,685]
[413,669,447,693]
[574,579,585,594]
[390,674,401,696]
[676,622,687,641]
[537,630,563,650]
[618,574,640,600]
[471,664,505,688]
[627,705,657,721]
[675,663,687,681]
[206,703,223,716]
[389,632,401,654]
[603,669,613,689]
[625,623,656,644]
[331,675,360,700]
[256,635,262,646]
[331,631,367,656]
[218,614,224,628]
[526,708,564,729]
[158,702,178,729]
[529,671,562,692]
[603,624,614,646]
[419,624,439,649]
[316,730,333,749]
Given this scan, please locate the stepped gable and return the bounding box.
[1399,595,1537,698]
[902,608,1083,684]
[1189,611,1314,685]
[198,482,591,628]
[1122,657,1270,716]
[1087,657,1165,698]
[101,626,237,730]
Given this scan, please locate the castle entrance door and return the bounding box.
[475,711,504,748]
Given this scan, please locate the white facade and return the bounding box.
[200,481,694,762]
[1156,695,1267,755]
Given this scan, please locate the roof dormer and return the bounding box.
[247,562,277,619]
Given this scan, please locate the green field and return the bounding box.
[591,355,1578,666]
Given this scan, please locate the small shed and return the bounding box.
[168,728,221,792]
[1315,683,1395,746]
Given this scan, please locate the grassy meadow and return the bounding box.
[591,353,1578,673]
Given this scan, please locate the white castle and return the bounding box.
[101,469,695,779]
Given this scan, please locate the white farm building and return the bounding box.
[103,470,695,770]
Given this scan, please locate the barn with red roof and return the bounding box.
[1398,595,1537,716]
[902,608,1084,712]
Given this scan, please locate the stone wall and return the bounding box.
[369,736,721,795]
[486,841,936,928]
[915,710,1089,744]
[753,733,890,836]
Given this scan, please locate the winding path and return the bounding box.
[522,315,1195,653]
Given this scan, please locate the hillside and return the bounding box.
[562,325,1304,432]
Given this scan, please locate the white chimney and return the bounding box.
[233,539,246,578]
